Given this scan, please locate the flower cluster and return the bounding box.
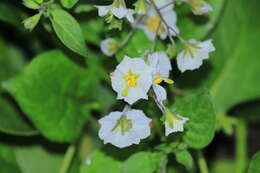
[96,0,215,148]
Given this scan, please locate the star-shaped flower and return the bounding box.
[177,39,215,72]
[98,107,152,148]
[111,56,153,104]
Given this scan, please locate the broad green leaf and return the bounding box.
[174,91,216,149]
[14,145,63,173]
[0,38,37,136]
[61,0,79,8]
[178,0,260,113]
[0,143,20,173]
[0,142,63,173]
[248,152,260,173]
[80,150,122,173]
[175,150,193,171]
[177,0,225,39]
[2,50,93,142]
[50,9,87,58]
[0,96,37,136]
[121,152,164,173]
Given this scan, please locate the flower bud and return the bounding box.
[23,0,40,9]
[101,38,119,56]
[134,0,147,15]
[23,13,41,31]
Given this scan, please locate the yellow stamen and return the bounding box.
[122,71,139,96]
[153,74,174,85]
[146,16,161,32]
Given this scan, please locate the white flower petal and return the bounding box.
[98,108,151,148]
[176,39,215,72]
[165,115,189,136]
[153,84,167,104]
[95,5,110,16]
[111,56,153,104]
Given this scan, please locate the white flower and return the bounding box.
[177,39,215,72]
[101,38,119,56]
[111,56,153,104]
[147,52,173,104]
[164,108,189,136]
[98,107,152,148]
[95,0,135,23]
[137,0,179,40]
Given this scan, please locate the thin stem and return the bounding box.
[59,145,76,173]
[235,119,247,173]
[197,150,209,173]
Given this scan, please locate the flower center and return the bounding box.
[153,74,174,85]
[184,42,201,58]
[112,116,132,135]
[146,16,161,32]
[122,71,139,96]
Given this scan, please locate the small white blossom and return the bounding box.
[95,0,135,23]
[148,52,173,104]
[101,38,119,56]
[177,39,215,72]
[137,0,179,40]
[111,56,153,104]
[98,107,152,148]
[164,108,189,136]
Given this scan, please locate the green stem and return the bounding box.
[235,119,247,173]
[197,150,209,173]
[59,145,76,173]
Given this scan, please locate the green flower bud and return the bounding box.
[23,0,40,9]
[134,0,147,15]
[23,13,41,31]
[166,44,178,59]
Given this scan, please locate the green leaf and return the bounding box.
[2,50,93,142]
[0,38,36,136]
[50,9,87,58]
[121,152,164,173]
[0,96,37,136]
[175,150,193,171]
[174,91,216,149]
[0,142,63,173]
[0,143,20,173]
[80,150,122,173]
[61,0,79,8]
[14,145,63,173]
[248,152,260,173]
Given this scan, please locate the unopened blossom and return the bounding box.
[147,51,173,105]
[95,0,135,23]
[111,56,153,104]
[98,107,152,148]
[137,0,179,40]
[177,39,215,72]
[101,38,119,56]
[164,108,189,136]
